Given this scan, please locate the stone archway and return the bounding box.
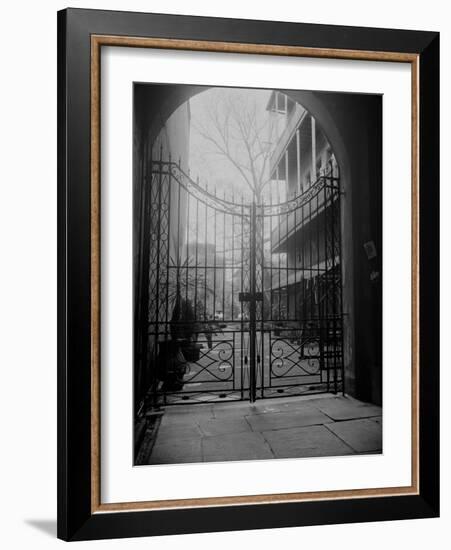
[134,84,382,406]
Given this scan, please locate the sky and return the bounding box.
[184,87,287,261]
[189,87,275,202]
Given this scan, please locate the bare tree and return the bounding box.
[192,89,277,203]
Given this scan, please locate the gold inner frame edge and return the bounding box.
[90,35,420,514]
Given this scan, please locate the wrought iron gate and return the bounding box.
[138,156,344,407]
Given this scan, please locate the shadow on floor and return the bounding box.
[25,519,57,538]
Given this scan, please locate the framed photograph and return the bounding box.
[57,8,439,541]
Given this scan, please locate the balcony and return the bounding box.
[270,176,338,253]
[269,103,306,176]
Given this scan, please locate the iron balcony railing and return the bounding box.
[269,102,306,175]
[270,171,340,253]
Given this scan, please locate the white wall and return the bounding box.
[0,0,448,548]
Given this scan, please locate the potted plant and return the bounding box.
[170,292,203,362]
[155,255,213,390]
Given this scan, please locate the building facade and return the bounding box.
[266,91,340,325]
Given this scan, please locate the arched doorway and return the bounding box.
[134,86,352,411]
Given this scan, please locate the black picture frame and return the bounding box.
[57,8,439,541]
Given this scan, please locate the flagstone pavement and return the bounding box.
[139,394,382,465]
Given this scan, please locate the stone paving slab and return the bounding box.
[210,395,335,418]
[162,403,214,415]
[325,418,382,453]
[245,406,332,432]
[247,402,318,416]
[160,406,214,427]
[313,397,382,421]
[262,424,355,458]
[149,438,203,464]
[246,396,335,416]
[154,423,202,444]
[211,402,260,418]
[145,395,382,464]
[202,432,274,462]
[198,417,252,437]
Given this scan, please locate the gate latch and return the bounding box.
[239,292,263,302]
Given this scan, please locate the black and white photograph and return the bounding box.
[133,83,383,466]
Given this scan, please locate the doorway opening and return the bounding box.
[135,87,343,409]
